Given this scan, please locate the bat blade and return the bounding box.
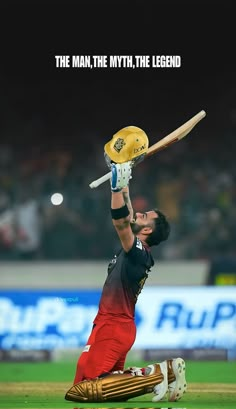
[146,110,206,157]
[89,110,206,189]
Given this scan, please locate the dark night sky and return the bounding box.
[0,0,235,146]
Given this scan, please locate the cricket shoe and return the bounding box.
[168,357,187,401]
[151,361,168,402]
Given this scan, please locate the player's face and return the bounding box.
[130,210,158,234]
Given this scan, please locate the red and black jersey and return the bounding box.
[94,237,154,322]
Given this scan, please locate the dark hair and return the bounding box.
[145,209,170,247]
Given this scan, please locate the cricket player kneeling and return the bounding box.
[65,362,167,402]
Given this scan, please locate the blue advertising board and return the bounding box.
[0,287,235,351]
[0,290,101,349]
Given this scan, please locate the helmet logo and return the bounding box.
[134,144,146,153]
[113,138,126,153]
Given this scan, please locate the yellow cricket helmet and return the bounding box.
[104,126,149,163]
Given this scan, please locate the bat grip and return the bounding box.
[89,171,112,189]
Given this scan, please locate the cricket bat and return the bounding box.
[89,110,206,189]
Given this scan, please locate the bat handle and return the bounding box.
[89,171,112,189]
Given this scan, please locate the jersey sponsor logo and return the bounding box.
[136,238,143,250]
[82,344,91,352]
[107,255,117,275]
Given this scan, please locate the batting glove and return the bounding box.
[111,162,132,192]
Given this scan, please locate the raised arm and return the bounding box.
[122,185,134,221]
[110,163,135,252]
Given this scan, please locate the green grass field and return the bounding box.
[0,360,236,409]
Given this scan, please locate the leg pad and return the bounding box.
[65,367,164,402]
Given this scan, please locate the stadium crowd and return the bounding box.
[0,113,235,262]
